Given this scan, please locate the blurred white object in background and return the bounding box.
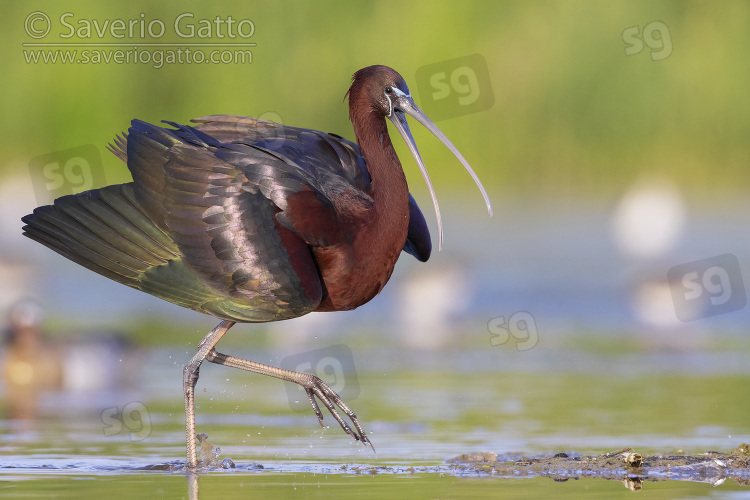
[612,175,686,259]
[396,262,472,349]
[611,176,687,330]
[0,173,42,318]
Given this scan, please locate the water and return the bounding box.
[1,342,749,498]
[3,200,750,497]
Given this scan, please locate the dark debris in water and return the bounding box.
[137,461,264,473]
[446,444,750,489]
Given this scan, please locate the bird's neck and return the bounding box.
[351,108,410,230]
[345,103,410,300]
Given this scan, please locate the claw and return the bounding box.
[303,376,374,452]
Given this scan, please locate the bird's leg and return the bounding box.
[183,320,236,468]
[205,348,374,450]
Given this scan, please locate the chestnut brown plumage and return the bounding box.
[21,65,492,467]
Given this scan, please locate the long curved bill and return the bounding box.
[387,94,493,251]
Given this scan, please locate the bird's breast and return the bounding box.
[312,207,409,312]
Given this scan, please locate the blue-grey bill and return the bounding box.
[388,98,493,251]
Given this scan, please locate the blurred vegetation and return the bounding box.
[2,0,750,203]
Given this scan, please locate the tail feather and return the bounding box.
[97,185,178,255]
[20,182,264,321]
[51,200,158,271]
[61,193,171,267]
[24,208,142,286]
[22,183,179,288]
[107,134,128,163]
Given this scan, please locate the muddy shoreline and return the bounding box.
[445,444,750,489]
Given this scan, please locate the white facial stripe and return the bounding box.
[384,86,411,117]
[392,87,410,98]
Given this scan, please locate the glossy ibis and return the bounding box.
[21,65,492,467]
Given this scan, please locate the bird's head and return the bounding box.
[346,65,493,251]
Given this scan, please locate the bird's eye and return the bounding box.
[385,87,392,94]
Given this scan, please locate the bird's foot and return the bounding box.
[204,348,374,451]
[300,374,374,451]
[206,349,375,451]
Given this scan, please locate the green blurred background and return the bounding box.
[3,0,750,201]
